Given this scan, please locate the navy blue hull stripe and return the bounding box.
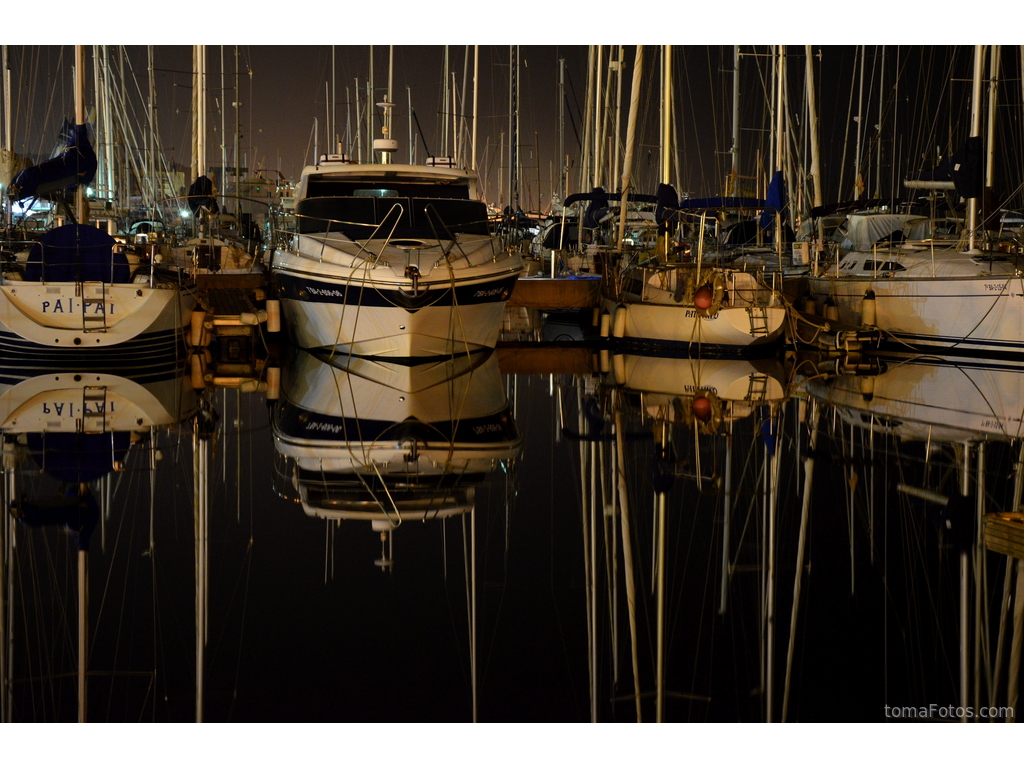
[275,271,518,311]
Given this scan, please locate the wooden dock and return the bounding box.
[508,276,602,310]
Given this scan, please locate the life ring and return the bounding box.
[694,273,725,317]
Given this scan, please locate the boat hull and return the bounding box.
[806,273,1024,355]
[604,297,787,352]
[0,282,194,358]
[274,261,521,358]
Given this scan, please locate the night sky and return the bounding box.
[4,21,1011,214]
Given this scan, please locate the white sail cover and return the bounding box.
[838,213,919,252]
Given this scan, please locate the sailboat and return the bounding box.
[0,46,196,358]
[799,46,1024,357]
[602,46,787,353]
[270,49,523,359]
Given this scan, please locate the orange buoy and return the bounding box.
[692,396,713,422]
[694,284,714,309]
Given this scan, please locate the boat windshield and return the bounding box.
[295,196,490,238]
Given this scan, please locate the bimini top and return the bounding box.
[295,162,481,202]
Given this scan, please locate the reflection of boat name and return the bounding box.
[41,401,116,415]
[980,418,1004,430]
[684,385,718,394]
[684,309,719,320]
[307,420,345,433]
[41,300,115,314]
[472,422,506,435]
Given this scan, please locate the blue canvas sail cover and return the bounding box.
[26,432,131,485]
[23,223,131,283]
[950,137,983,199]
[12,491,100,551]
[582,187,609,228]
[760,171,786,229]
[187,175,219,215]
[6,123,97,202]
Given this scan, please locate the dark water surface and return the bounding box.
[3,339,1023,724]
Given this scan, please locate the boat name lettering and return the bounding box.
[41,299,114,314]
[42,402,115,415]
[305,286,346,298]
[473,286,506,299]
[985,283,1007,292]
[684,309,719,320]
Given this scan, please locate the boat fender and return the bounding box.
[612,354,625,385]
[265,299,281,333]
[859,375,875,402]
[695,274,725,317]
[599,311,611,338]
[189,310,207,348]
[599,349,610,374]
[824,296,840,322]
[266,367,281,401]
[860,289,877,327]
[802,294,817,315]
[612,304,628,338]
[190,352,207,390]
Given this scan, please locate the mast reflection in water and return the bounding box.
[2,340,1023,722]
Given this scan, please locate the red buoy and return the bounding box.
[692,396,713,422]
[694,284,714,309]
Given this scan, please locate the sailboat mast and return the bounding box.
[617,47,643,251]
[729,46,741,196]
[74,45,87,224]
[471,46,479,171]
[967,45,985,252]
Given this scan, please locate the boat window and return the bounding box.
[295,196,489,238]
[862,260,906,272]
[306,178,471,200]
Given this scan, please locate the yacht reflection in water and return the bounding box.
[271,348,521,566]
[0,360,196,723]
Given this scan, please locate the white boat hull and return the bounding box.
[0,281,194,357]
[274,256,521,357]
[605,297,787,350]
[806,273,1024,355]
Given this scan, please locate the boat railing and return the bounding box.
[284,203,407,264]
[4,238,138,285]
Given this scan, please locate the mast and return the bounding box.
[509,46,520,213]
[75,45,87,224]
[220,46,227,210]
[2,45,10,226]
[853,45,865,199]
[805,46,823,209]
[471,46,479,170]
[729,46,741,196]
[660,45,672,255]
[558,58,566,200]
[617,47,643,251]
[967,45,985,252]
